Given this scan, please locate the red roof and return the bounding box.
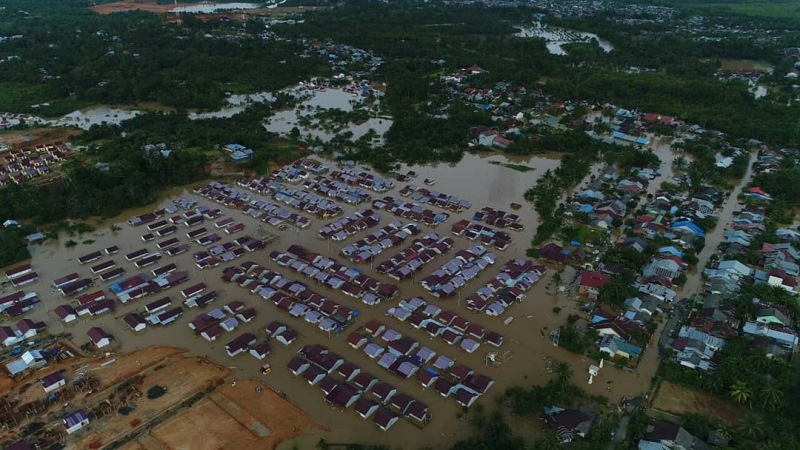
[748,186,768,196]
[579,271,611,289]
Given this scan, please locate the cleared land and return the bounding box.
[147,379,323,450]
[652,381,746,423]
[73,354,232,449]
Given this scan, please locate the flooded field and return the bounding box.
[38,106,143,130]
[6,152,657,449]
[515,23,614,56]
[717,58,775,74]
[265,86,392,144]
[189,91,276,120]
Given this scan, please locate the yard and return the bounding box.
[651,381,747,423]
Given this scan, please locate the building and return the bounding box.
[87,327,112,348]
[578,272,611,299]
[42,371,66,393]
[543,406,597,443]
[63,409,90,434]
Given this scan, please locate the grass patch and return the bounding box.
[489,161,535,172]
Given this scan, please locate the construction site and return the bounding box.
[0,344,322,450]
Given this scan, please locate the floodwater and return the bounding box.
[515,23,614,56]
[189,91,276,120]
[10,152,658,449]
[264,87,393,144]
[171,2,260,13]
[44,106,142,130]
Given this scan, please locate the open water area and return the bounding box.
[9,151,657,449]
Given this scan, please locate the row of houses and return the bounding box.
[195,181,312,230]
[372,196,450,228]
[341,221,421,264]
[317,209,381,240]
[420,246,497,298]
[346,319,495,411]
[224,259,359,335]
[386,296,504,353]
[465,259,546,316]
[302,173,376,205]
[272,244,399,303]
[286,343,429,431]
[238,177,344,219]
[0,141,70,186]
[376,232,454,281]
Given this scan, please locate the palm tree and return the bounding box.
[554,361,573,389]
[535,430,561,450]
[759,381,783,412]
[714,421,733,442]
[729,380,752,405]
[737,414,766,441]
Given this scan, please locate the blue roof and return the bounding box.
[64,409,89,428]
[579,204,594,213]
[658,246,684,257]
[672,220,705,237]
[225,144,246,151]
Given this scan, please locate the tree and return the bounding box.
[758,381,783,412]
[554,362,574,390]
[736,414,766,441]
[729,380,752,405]
[534,430,561,450]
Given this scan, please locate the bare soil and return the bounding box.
[0,127,81,148]
[88,346,188,388]
[148,379,322,450]
[71,355,231,449]
[652,381,746,423]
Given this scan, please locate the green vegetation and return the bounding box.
[488,161,535,172]
[0,226,33,267]
[674,0,800,19]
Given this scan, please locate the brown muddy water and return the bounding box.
[6,151,655,450]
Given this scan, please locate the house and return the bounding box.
[87,327,112,348]
[374,407,399,431]
[16,319,46,339]
[742,321,799,349]
[225,332,257,357]
[63,409,90,434]
[249,342,271,360]
[639,422,702,450]
[578,272,611,299]
[54,304,78,323]
[716,260,753,278]
[598,335,642,359]
[5,350,46,377]
[42,371,66,393]
[355,398,380,419]
[671,220,705,237]
[123,313,147,332]
[543,406,597,442]
[540,243,567,264]
[642,259,681,280]
[756,307,791,326]
[0,326,21,347]
[325,383,362,409]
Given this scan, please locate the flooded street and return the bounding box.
[680,150,757,297]
[4,150,662,449]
